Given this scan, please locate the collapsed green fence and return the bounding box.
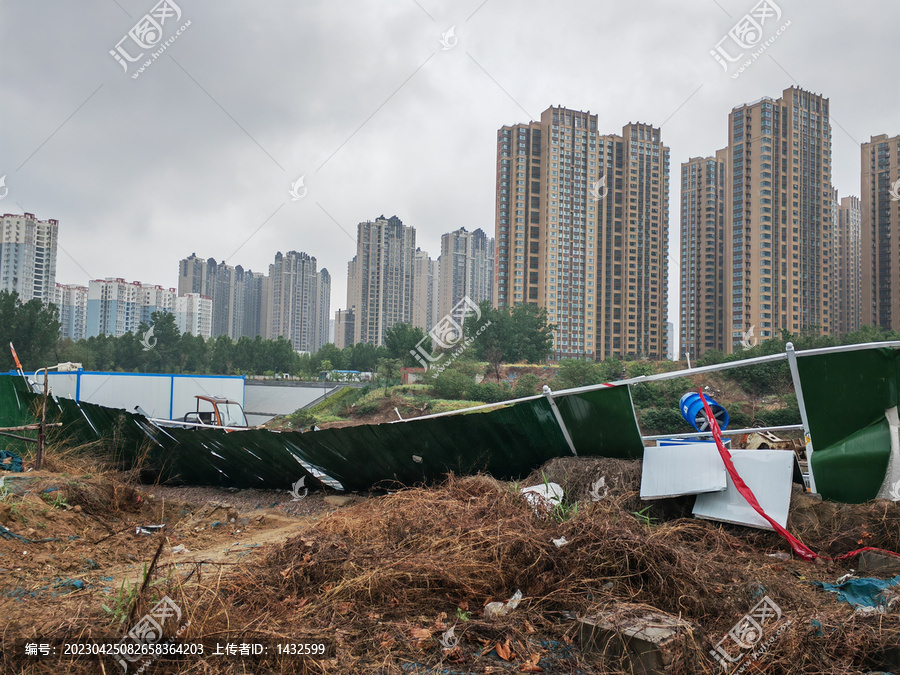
[795,346,899,504]
[0,375,644,492]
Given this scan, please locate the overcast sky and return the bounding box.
[2,0,897,350]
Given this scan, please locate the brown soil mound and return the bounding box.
[176,474,898,673]
[524,456,695,520]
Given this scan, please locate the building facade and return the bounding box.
[494,106,669,360]
[268,251,324,353]
[0,213,58,303]
[833,194,862,335]
[314,269,331,351]
[438,227,493,320]
[54,283,89,342]
[861,133,900,331]
[724,88,834,352]
[333,307,355,350]
[680,152,727,359]
[174,293,213,339]
[86,278,176,338]
[412,249,440,333]
[345,215,416,346]
[177,254,269,340]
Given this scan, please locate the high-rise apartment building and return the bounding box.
[333,307,355,350]
[345,215,416,346]
[724,87,833,352]
[268,251,326,353]
[0,213,58,303]
[177,254,269,340]
[177,253,209,297]
[86,278,176,338]
[174,293,213,339]
[54,283,89,342]
[438,228,494,319]
[494,106,669,360]
[412,249,440,332]
[861,133,900,331]
[314,269,331,351]
[833,194,861,335]
[680,152,727,359]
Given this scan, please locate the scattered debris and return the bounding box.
[521,483,563,515]
[483,589,523,619]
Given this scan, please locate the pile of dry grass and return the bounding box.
[179,474,900,674]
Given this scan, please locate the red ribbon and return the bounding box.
[698,389,900,563]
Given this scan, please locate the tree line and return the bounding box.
[0,292,556,377]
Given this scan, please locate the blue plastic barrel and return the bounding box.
[680,392,729,432]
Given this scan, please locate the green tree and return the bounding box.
[466,301,554,379]
[312,343,345,372]
[209,335,235,374]
[178,332,207,373]
[384,323,430,367]
[554,360,602,389]
[343,342,385,372]
[141,312,182,373]
[376,358,403,395]
[0,291,61,371]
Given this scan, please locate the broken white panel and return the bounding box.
[692,450,794,530]
[640,444,727,500]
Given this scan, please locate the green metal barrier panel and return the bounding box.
[797,348,898,503]
[0,375,644,492]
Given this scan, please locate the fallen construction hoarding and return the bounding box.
[0,373,644,492]
[2,340,900,503]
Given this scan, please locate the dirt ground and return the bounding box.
[0,471,362,655]
[3,457,900,674]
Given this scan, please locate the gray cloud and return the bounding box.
[2,0,897,339]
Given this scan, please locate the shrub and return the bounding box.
[466,382,510,403]
[554,360,602,390]
[640,407,692,434]
[355,401,381,416]
[513,373,540,398]
[432,370,472,400]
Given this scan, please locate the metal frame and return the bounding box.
[642,424,804,441]
[389,341,900,493]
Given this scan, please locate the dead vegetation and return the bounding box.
[3,453,900,674]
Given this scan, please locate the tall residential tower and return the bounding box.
[494,106,669,360]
